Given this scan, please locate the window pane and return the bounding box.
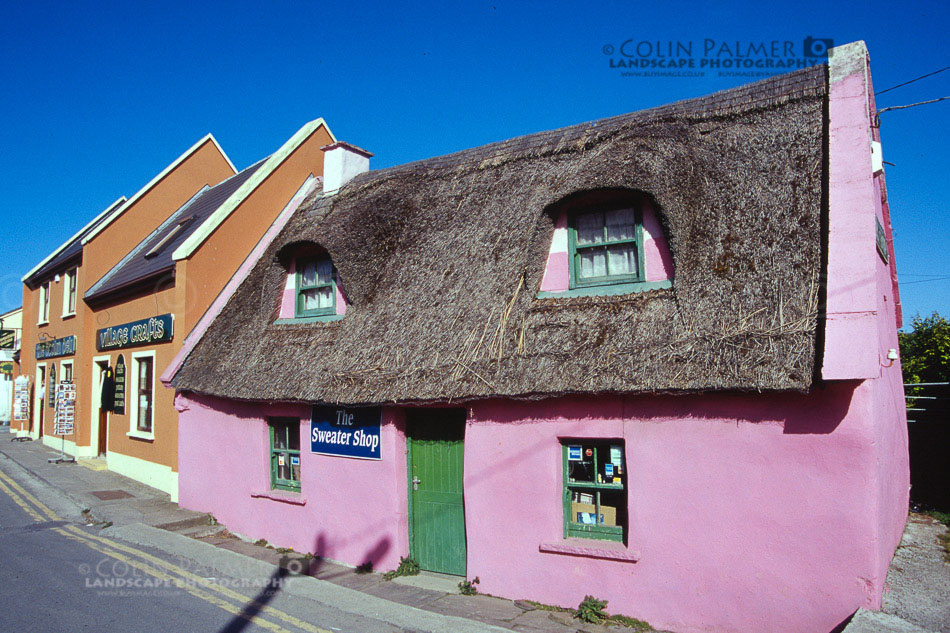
[68,271,77,312]
[301,261,317,286]
[578,248,607,279]
[606,244,637,276]
[605,208,636,241]
[302,289,320,311]
[291,460,301,482]
[277,455,291,481]
[317,286,334,309]
[571,497,600,525]
[567,444,596,482]
[575,212,603,245]
[137,358,153,432]
[288,425,300,451]
[316,259,333,284]
[273,427,288,450]
[598,489,625,527]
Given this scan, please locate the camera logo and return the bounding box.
[278,555,308,575]
[803,36,834,58]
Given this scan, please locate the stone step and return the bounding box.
[77,458,108,471]
[154,514,217,532]
[173,523,227,540]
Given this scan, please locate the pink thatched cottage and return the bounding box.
[162,41,909,633]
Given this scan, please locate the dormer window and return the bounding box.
[296,257,336,317]
[538,190,673,298]
[570,207,642,287]
[276,242,347,323]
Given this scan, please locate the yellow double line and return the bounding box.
[0,467,330,633]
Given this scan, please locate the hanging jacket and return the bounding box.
[100,367,115,411]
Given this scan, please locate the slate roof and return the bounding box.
[85,159,267,302]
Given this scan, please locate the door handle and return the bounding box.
[412,476,421,490]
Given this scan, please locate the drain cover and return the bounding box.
[90,490,133,500]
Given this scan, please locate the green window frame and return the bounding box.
[269,417,301,492]
[568,206,645,289]
[295,257,337,318]
[562,441,627,542]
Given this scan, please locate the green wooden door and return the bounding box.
[408,410,466,576]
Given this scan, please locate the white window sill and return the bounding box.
[251,490,307,506]
[539,538,640,562]
[37,320,49,327]
[126,430,155,442]
[61,312,76,320]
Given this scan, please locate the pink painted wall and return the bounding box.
[539,203,673,293]
[818,41,909,599]
[179,381,898,633]
[823,42,885,381]
[464,385,890,633]
[641,204,674,282]
[540,213,570,292]
[177,392,408,569]
[869,103,910,602]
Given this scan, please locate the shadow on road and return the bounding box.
[216,566,289,633]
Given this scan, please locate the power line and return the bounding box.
[902,276,950,285]
[876,66,950,96]
[875,96,950,127]
[878,95,950,115]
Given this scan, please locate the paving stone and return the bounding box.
[882,514,950,633]
[845,609,937,633]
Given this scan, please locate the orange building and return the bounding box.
[16,118,335,500]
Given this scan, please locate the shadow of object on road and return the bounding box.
[216,566,289,633]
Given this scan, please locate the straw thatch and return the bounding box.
[172,65,828,405]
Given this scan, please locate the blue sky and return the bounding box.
[1,0,947,327]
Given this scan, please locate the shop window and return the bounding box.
[295,257,336,318]
[269,417,301,492]
[569,207,642,288]
[129,352,154,436]
[562,440,627,542]
[63,268,77,316]
[38,282,50,323]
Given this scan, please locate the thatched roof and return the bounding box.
[172,64,827,405]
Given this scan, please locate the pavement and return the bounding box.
[2,429,948,633]
[881,514,950,632]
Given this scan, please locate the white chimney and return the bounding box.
[321,142,373,194]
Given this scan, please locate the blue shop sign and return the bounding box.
[35,335,76,360]
[97,314,173,351]
[310,405,381,460]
